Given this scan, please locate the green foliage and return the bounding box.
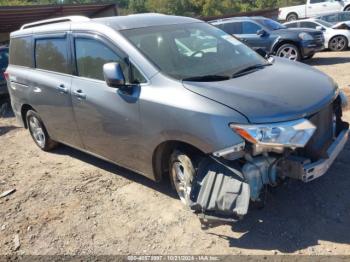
[0,0,307,16]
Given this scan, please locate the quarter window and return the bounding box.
[35,38,69,74]
[242,22,262,34]
[9,37,32,67]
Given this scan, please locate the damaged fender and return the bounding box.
[190,157,250,225]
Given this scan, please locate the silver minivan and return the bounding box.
[6,14,349,225]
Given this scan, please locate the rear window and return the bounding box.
[9,36,33,67]
[35,38,69,74]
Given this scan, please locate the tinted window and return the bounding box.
[300,21,318,29]
[35,38,69,74]
[222,22,242,35]
[74,38,146,83]
[322,14,338,23]
[285,22,298,28]
[310,0,326,3]
[242,22,262,34]
[339,12,350,21]
[9,37,32,67]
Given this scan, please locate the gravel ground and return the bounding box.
[1,51,350,256]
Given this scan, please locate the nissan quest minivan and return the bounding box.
[6,14,349,225]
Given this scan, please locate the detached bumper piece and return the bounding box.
[190,158,250,228]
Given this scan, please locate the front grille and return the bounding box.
[300,103,334,161]
[314,34,324,44]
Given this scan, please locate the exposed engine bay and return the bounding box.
[189,95,349,227]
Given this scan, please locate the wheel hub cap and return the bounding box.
[29,117,45,147]
[279,47,298,61]
[171,162,193,205]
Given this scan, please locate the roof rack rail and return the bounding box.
[20,16,90,30]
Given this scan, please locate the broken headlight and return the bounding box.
[230,119,316,149]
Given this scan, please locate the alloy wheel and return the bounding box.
[28,116,46,148]
[278,46,298,61]
[171,160,194,205]
[329,36,347,51]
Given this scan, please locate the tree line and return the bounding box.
[0,0,305,16]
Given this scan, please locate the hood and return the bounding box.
[183,58,337,124]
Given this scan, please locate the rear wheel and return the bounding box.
[286,13,298,22]
[345,6,350,11]
[169,150,196,205]
[26,110,58,151]
[329,36,348,51]
[276,44,301,61]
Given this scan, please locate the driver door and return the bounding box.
[70,33,145,170]
[239,21,272,52]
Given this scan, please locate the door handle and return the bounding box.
[73,89,86,99]
[57,84,68,94]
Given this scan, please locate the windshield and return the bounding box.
[256,18,286,30]
[121,22,267,81]
[315,19,333,28]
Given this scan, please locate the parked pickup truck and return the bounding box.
[279,0,350,22]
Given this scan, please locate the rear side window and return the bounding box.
[35,38,69,74]
[9,37,32,67]
[300,22,317,29]
[222,22,242,35]
[285,22,298,28]
[242,22,262,34]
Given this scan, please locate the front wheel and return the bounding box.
[169,150,196,206]
[276,44,301,61]
[329,36,348,51]
[26,110,58,151]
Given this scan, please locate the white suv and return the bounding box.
[284,18,350,51]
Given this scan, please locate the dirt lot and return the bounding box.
[1,51,350,256]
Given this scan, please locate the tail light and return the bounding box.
[3,71,9,81]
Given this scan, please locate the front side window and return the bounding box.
[121,22,267,80]
[35,38,69,74]
[74,38,146,83]
[9,37,32,67]
[242,22,262,34]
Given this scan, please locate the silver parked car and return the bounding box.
[6,14,349,224]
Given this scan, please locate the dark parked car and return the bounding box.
[210,16,325,61]
[317,11,350,25]
[6,14,349,224]
[0,46,9,96]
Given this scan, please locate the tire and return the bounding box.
[329,36,348,51]
[276,43,301,61]
[345,6,350,11]
[169,150,196,206]
[286,13,298,22]
[26,110,58,151]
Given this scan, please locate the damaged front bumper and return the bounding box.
[189,97,349,227]
[302,129,348,182]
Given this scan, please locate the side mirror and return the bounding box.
[257,29,268,37]
[103,62,125,88]
[316,25,325,31]
[255,48,268,58]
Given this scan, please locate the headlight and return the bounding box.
[299,32,314,41]
[230,119,316,148]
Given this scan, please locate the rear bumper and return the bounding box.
[302,129,349,182]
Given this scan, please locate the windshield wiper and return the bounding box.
[232,63,271,78]
[182,75,230,82]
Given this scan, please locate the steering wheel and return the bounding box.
[191,50,205,58]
